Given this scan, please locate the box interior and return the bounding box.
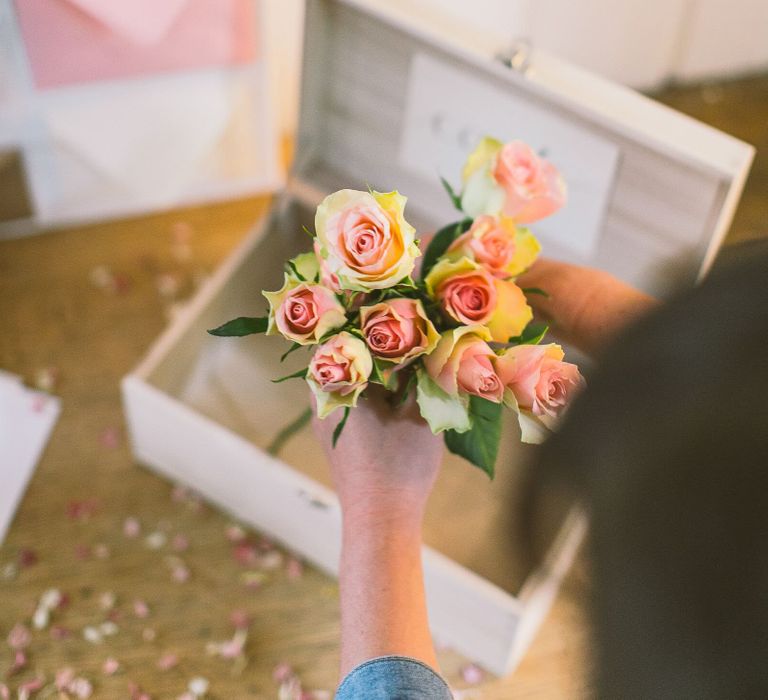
[294,0,745,295]
[147,197,572,596]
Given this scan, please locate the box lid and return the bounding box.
[292,0,754,294]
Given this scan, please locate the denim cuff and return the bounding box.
[335,655,453,699]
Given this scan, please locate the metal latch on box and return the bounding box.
[495,39,533,76]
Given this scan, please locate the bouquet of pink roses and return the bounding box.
[209,137,583,477]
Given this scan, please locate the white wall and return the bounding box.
[266,0,768,134]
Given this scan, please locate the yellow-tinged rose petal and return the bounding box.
[487,279,533,342]
[424,325,492,395]
[461,136,503,183]
[504,227,541,278]
[424,256,482,298]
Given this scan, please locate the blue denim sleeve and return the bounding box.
[335,655,453,699]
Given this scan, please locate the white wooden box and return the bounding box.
[121,0,754,675]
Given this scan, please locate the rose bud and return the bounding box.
[360,298,439,365]
[264,276,346,345]
[495,343,583,419]
[461,137,566,224]
[447,215,541,278]
[315,189,420,291]
[308,332,373,418]
[425,257,532,342]
[424,326,504,404]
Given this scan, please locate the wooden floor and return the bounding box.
[1,73,766,699]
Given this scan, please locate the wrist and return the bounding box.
[341,495,426,536]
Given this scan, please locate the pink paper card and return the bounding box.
[14,0,259,89]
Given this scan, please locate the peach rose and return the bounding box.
[264,276,346,345]
[424,326,504,403]
[425,257,533,342]
[315,189,420,291]
[308,332,373,418]
[495,343,583,418]
[360,298,439,364]
[461,137,566,224]
[313,239,342,293]
[425,257,496,326]
[447,215,542,278]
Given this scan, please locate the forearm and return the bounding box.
[518,258,657,355]
[338,506,438,678]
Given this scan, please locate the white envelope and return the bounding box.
[0,371,61,544]
[28,67,280,224]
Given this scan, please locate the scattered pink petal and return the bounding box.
[17,676,44,700]
[229,609,250,630]
[286,557,304,581]
[66,499,99,521]
[272,662,293,683]
[142,628,157,642]
[133,600,150,619]
[72,677,93,698]
[129,681,153,700]
[240,571,266,589]
[55,667,76,690]
[146,531,167,550]
[83,626,103,644]
[18,547,38,568]
[177,694,194,700]
[257,550,284,571]
[171,221,193,244]
[7,623,31,650]
[111,272,133,295]
[34,366,59,393]
[50,625,72,640]
[171,563,190,583]
[74,544,92,561]
[123,517,141,538]
[232,542,257,566]
[187,677,209,697]
[90,265,114,290]
[171,484,190,502]
[94,543,111,559]
[99,426,122,449]
[171,534,189,552]
[156,273,181,299]
[206,629,246,660]
[0,683,9,699]
[460,663,485,685]
[9,650,27,674]
[99,591,117,610]
[103,657,120,675]
[225,524,246,543]
[157,652,179,671]
[100,621,119,637]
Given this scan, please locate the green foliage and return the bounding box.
[521,287,550,298]
[440,177,463,212]
[272,367,308,384]
[444,396,503,478]
[332,407,351,447]
[507,322,549,346]
[207,316,268,337]
[420,218,473,279]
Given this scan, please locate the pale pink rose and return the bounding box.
[435,267,497,326]
[426,328,504,404]
[447,215,516,277]
[495,344,583,417]
[264,280,346,345]
[493,141,566,224]
[360,298,439,364]
[308,332,373,418]
[315,190,419,291]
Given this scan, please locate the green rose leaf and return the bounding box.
[207,316,268,337]
[521,287,550,298]
[415,370,471,434]
[444,395,502,478]
[332,406,351,447]
[420,218,473,280]
[272,367,308,384]
[440,176,463,212]
[508,322,549,346]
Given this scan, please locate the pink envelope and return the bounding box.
[14,0,259,88]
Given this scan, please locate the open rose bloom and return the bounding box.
[208,138,582,476]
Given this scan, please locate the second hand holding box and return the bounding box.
[122,0,754,675]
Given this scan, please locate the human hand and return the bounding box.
[516,258,657,355]
[311,386,443,525]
